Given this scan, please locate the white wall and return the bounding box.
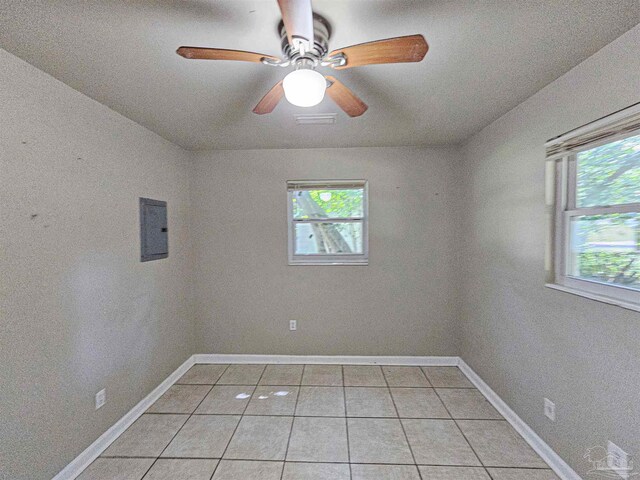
[0,50,194,480]
[191,146,461,356]
[459,25,640,476]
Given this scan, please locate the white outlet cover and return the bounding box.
[543,398,555,422]
[289,320,297,331]
[95,389,106,410]
[607,441,631,479]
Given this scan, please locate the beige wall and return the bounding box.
[191,146,461,356]
[459,25,640,476]
[3,22,640,480]
[0,50,195,480]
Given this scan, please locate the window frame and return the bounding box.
[551,127,640,310]
[287,179,369,266]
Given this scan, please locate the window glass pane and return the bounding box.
[569,213,640,290]
[294,222,363,255]
[576,133,640,207]
[292,189,364,219]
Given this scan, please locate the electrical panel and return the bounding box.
[140,197,168,262]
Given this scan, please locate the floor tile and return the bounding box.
[402,419,480,466]
[287,417,349,462]
[421,367,474,388]
[301,365,343,386]
[383,366,431,387]
[176,364,228,385]
[146,385,211,414]
[419,466,491,479]
[77,458,155,480]
[487,468,561,479]
[436,388,502,419]
[343,365,386,386]
[348,418,414,464]
[244,386,298,415]
[295,386,345,416]
[102,414,188,458]
[161,415,240,458]
[259,364,304,385]
[345,387,397,417]
[457,420,548,468]
[351,464,421,480]
[142,459,219,480]
[195,385,255,414]
[211,460,283,480]
[224,415,292,460]
[217,364,266,385]
[282,462,351,480]
[391,388,450,418]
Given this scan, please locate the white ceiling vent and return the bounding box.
[294,113,337,125]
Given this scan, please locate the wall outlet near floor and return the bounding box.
[543,398,555,421]
[607,441,631,479]
[95,389,106,410]
[289,320,297,331]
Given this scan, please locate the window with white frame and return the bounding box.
[287,180,368,265]
[547,104,640,308]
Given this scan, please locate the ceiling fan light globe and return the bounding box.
[283,69,326,107]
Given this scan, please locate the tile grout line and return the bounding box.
[151,363,231,480]
[429,367,546,475]
[382,366,425,480]
[341,365,353,480]
[279,365,304,480]
[91,364,557,479]
[136,369,222,480]
[96,456,554,469]
[203,364,244,480]
[429,369,493,479]
[246,364,287,479]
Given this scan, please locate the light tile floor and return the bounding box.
[78,365,560,480]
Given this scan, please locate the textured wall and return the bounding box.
[0,50,195,480]
[458,25,640,477]
[191,146,461,356]
[3,22,640,480]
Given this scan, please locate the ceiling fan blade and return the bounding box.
[253,81,285,115]
[277,0,314,50]
[327,34,428,70]
[325,76,368,117]
[176,47,279,63]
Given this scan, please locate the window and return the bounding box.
[287,180,368,265]
[547,104,640,309]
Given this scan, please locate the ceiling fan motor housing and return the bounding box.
[278,13,331,66]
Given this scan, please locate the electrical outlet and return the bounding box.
[607,441,631,479]
[543,398,555,422]
[95,389,106,410]
[289,320,297,331]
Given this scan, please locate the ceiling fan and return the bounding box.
[176,0,428,117]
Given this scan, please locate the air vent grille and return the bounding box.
[294,113,337,125]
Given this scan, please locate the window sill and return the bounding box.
[545,283,640,314]
[288,261,369,266]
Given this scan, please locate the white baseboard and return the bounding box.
[54,354,579,480]
[458,359,581,480]
[52,355,195,480]
[192,354,459,366]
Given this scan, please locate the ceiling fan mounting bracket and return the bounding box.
[278,13,331,66]
[261,57,291,67]
[321,53,346,68]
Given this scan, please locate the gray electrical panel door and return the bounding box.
[140,197,168,261]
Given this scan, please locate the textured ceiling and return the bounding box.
[1,1,638,150]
